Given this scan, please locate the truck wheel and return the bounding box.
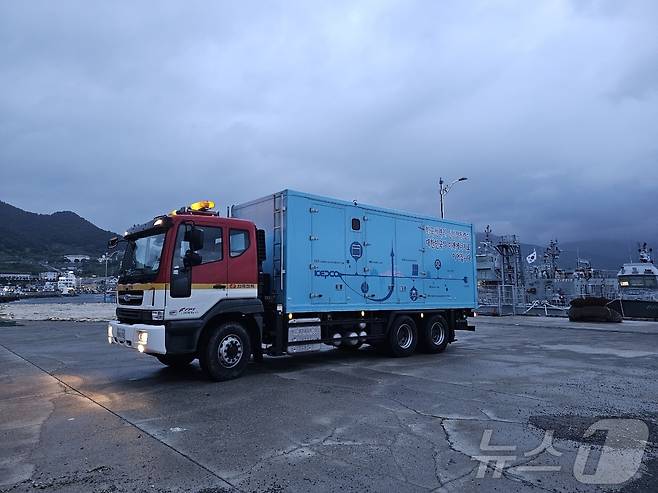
[420,315,449,353]
[388,316,417,357]
[155,354,195,368]
[199,322,252,381]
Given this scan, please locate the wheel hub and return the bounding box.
[218,335,243,368]
[396,324,413,349]
[430,322,445,345]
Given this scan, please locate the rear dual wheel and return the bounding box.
[419,315,449,353]
[387,316,418,357]
[386,314,450,356]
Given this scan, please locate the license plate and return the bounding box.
[288,343,323,354]
[117,327,125,340]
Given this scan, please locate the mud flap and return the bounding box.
[455,319,475,331]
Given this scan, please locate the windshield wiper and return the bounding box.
[123,267,150,277]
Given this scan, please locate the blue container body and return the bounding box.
[232,190,477,313]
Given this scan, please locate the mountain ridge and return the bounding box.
[476,233,657,271]
[0,199,653,273]
[0,200,117,265]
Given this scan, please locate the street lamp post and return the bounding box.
[439,177,468,218]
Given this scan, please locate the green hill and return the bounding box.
[0,200,117,270]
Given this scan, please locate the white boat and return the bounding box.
[608,243,658,319]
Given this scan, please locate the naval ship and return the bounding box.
[476,229,619,315]
[476,227,525,315]
[608,243,658,320]
[525,240,618,306]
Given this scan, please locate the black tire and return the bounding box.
[387,315,418,357]
[420,315,449,353]
[155,354,195,368]
[199,322,251,381]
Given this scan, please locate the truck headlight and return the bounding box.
[151,310,164,321]
[137,330,148,344]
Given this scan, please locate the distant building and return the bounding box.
[0,273,36,282]
[64,255,90,263]
[39,271,59,281]
[57,271,78,294]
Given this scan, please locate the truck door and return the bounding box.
[310,203,347,305]
[166,219,228,320]
[226,226,258,300]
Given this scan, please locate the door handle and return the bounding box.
[213,284,227,289]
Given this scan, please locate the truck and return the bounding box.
[107,190,476,381]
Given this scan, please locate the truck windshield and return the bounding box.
[119,232,166,282]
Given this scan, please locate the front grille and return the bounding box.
[116,307,154,324]
[117,290,144,306]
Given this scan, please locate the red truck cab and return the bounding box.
[108,202,265,380]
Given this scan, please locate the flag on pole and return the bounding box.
[527,249,537,264]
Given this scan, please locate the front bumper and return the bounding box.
[107,320,166,354]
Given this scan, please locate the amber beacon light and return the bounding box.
[189,200,215,211]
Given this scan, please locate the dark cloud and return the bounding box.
[612,58,658,101]
[1,1,656,244]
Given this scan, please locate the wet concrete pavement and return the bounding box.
[1,316,657,492]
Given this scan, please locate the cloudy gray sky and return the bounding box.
[1,0,656,244]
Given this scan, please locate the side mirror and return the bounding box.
[108,237,120,249]
[184,251,202,268]
[184,226,204,252]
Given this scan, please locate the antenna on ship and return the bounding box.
[542,239,561,279]
[478,225,493,255]
[638,242,653,264]
[493,234,524,314]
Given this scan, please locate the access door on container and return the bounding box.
[394,219,425,305]
[166,219,228,321]
[344,208,366,304]
[422,224,474,306]
[362,213,397,305]
[309,203,346,305]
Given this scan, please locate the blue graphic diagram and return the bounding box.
[313,242,468,304]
